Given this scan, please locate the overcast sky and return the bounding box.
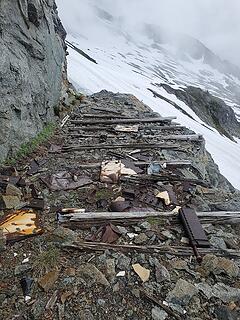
[57,0,240,66]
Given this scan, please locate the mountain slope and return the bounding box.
[57,0,240,189]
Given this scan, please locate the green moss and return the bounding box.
[5,123,56,165]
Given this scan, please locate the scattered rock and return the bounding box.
[65,267,76,276]
[197,282,240,302]
[38,270,59,292]
[97,299,106,306]
[132,263,150,282]
[116,253,131,270]
[172,259,188,270]
[78,263,109,287]
[196,282,213,299]
[6,184,22,198]
[152,259,170,283]
[50,226,79,243]
[215,305,238,320]
[14,264,32,276]
[0,230,6,252]
[134,233,148,244]
[117,226,128,235]
[201,254,239,278]
[78,309,95,320]
[0,195,21,209]
[166,279,198,306]
[213,283,240,303]
[210,236,227,250]
[105,259,115,281]
[60,291,72,304]
[161,230,175,240]
[151,306,168,320]
[140,221,152,230]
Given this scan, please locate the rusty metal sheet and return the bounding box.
[179,207,210,248]
[0,209,43,243]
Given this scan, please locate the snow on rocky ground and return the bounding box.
[57,1,240,189]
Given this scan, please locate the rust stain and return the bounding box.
[0,209,43,242]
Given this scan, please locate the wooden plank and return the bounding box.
[155,134,203,142]
[70,116,176,126]
[78,113,130,119]
[68,124,184,132]
[61,143,181,152]
[62,242,240,258]
[58,211,240,227]
[121,175,210,187]
[58,211,172,222]
[90,106,124,115]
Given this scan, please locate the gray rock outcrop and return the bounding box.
[0,0,66,161]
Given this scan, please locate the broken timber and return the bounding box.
[58,211,240,227]
[121,175,210,187]
[61,143,181,152]
[62,242,240,259]
[76,113,131,119]
[140,290,182,320]
[68,124,185,132]
[70,116,176,126]
[66,133,203,143]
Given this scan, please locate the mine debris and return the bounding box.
[86,224,121,244]
[179,207,210,262]
[28,198,45,210]
[132,263,150,282]
[62,242,240,258]
[70,116,176,126]
[115,124,139,132]
[100,160,140,184]
[140,290,182,320]
[0,209,43,243]
[27,159,40,176]
[38,270,59,292]
[20,277,34,302]
[62,142,181,152]
[109,197,131,212]
[0,194,22,209]
[43,171,93,191]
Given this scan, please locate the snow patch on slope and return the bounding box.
[56,0,240,189]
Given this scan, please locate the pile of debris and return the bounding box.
[1,91,240,320]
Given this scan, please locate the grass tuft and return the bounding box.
[33,246,60,275]
[5,123,56,165]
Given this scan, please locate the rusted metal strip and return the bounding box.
[179,207,210,262]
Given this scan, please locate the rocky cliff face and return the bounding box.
[0,0,66,161]
[160,84,240,141]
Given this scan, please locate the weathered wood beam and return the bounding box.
[74,113,130,119]
[70,116,176,126]
[62,242,240,258]
[121,175,209,187]
[61,143,181,152]
[67,124,184,132]
[58,211,240,226]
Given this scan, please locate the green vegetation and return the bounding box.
[33,246,60,275]
[5,123,56,165]
[95,188,114,201]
